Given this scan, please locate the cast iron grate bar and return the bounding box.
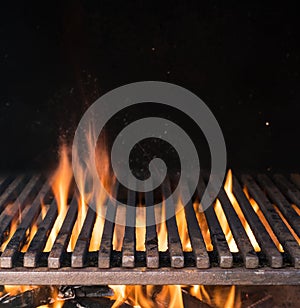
[48,194,78,268]
[0,176,27,214]
[197,178,233,268]
[98,197,117,268]
[72,207,96,268]
[232,175,283,268]
[24,199,58,267]
[273,174,300,208]
[241,174,300,268]
[145,188,159,269]
[162,180,184,268]
[182,182,210,268]
[121,189,136,268]
[257,174,300,238]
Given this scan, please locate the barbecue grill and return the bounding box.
[0,172,299,286]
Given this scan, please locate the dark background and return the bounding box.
[0,1,299,172]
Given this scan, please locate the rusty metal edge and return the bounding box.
[0,267,299,285]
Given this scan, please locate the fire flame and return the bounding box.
[223,170,260,252]
[292,204,300,216]
[156,202,168,252]
[190,285,211,305]
[44,145,73,252]
[243,187,284,252]
[274,205,300,245]
[176,199,192,251]
[136,204,146,251]
[193,202,213,251]
[21,223,38,252]
[3,285,38,297]
[109,285,184,308]
[0,204,18,252]
[214,198,239,252]
[0,141,279,308]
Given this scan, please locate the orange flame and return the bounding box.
[89,134,115,251]
[214,198,239,252]
[3,285,38,297]
[224,170,260,252]
[112,205,125,251]
[243,187,284,252]
[176,199,192,251]
[156,202,168,252]
[274,205,300,245]
[193,202,213,251]
[190,285,211,305]
[292,204,300,216]
[1,204,19,252]
[109,285,183,308]
[214,286,241,308]
[44,145,73,252]
[21,223,38,252]
[136,205,146,251]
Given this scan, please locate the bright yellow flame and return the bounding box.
[67,194,88,252]
[44,145,73,252]
[156,202,168,252]
[156,285,183,308]
[224,286,240,308]
[224,170,260,252]
[214,199,239,252]
[136,205,146,251]
[89,209,106,251]
[243,187,284,252]
[213,286,241,308]
[194,202,213,251]
[176,199,192,251]
[21,223,38,252]
[190,285,211,305]
[88,134,115,251]
[113,205,125,251]
[50,287,64,308]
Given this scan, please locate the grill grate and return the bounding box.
[0,172,299,285]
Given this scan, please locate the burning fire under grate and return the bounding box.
[0,156,299,288]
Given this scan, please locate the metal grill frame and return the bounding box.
[0,172,299,285]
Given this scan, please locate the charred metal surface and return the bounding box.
[182,183,209,268]
[232,176,283,268]
[24,199,58,267]
[242,174,300,268]
[198,178,233,268]
[145,189,159,269]
[162,181,184,268]
[48,194,78,268]
[217,188,259,268]
[98,201,117,268]
[0,267,299,285]
[257,174,300,238]
[71,207,96,268]
[122,189,136,267]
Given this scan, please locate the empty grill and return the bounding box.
[0,172,299,285]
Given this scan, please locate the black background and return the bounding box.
[0,1,299,172]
